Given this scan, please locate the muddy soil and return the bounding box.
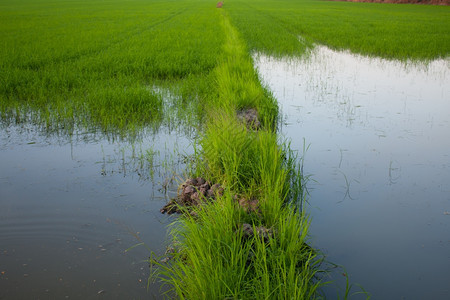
[237,108,261,130]
[160,177,224,215]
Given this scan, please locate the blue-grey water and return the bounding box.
[0,125,192,299]
[254,47,450,299]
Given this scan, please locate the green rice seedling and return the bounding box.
[248,209,323,299]
[227,0,450,60]
[208,11,279,129]
[82,84,164,133]
[194,115,289,197]
[225,1,314,57]
[151,192,250,298]
[194,115,304,211]
[152,192,324,299]
[0,0,225,136]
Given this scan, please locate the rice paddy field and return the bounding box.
[1,0,449,298]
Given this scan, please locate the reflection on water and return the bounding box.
[0,124,192,299]
[254,47,450,299]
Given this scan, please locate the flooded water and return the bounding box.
[254,47,450,299]
[0,124,192,299]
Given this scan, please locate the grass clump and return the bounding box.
[154,193,323,299]
[202,13,279,129]
[84,84,164,133]
[195,116,305,214]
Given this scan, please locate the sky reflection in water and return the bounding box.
[254,47,450,299]
[0,125,191,299]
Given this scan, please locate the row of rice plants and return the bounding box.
[0,0,223,136]
[227,0,449,60]
[152,10,327,299]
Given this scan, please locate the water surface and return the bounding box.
[0,124,192,299]
[254,47,450,299]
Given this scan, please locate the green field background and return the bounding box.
[1,0,448,135]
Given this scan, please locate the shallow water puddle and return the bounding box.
[0,124,192,299]
[254,47,450,299]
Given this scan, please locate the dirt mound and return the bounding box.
[240,223,274,242]
[235,195,260,214]
[160,177,224,215]
[237,108,261,130]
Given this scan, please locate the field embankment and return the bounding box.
[153,9,326,298]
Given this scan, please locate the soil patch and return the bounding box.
[240,223,274,242]
[160,177,224,215]
[235,195,260,214]
[237,108,261,130]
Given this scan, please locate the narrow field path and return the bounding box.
[153,8,325,299]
